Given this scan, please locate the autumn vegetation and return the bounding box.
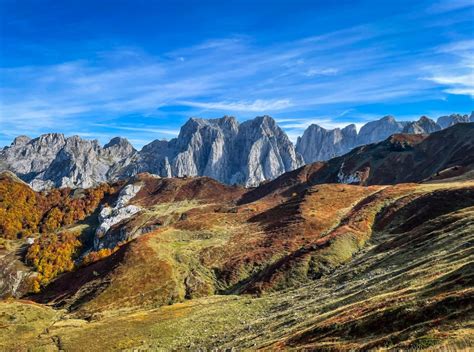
[82,247,119,265]
[0,173,117,239]
[0,175,41,239]
[0,173,120,291]
[26,230,82,292]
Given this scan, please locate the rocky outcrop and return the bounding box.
[437,113,473,129]
[169,116,239,182]
[0,249,33,298]
[296,124,357,163]
[402,116,441,134]
[94,182,143,250]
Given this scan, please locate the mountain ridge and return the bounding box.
[1,112,473,190]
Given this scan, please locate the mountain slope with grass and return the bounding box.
[0,124,473,351]
[1,181,472,351]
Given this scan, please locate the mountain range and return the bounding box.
[1,122,473,350]
[1,112,473,190]
[296,112,473,163]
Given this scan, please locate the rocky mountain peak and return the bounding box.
[11,135,31,147]
[296,123,357,163]
[357,115,405,146]
[381,115,396,122]
[66,135,100,148]
[403,116,441,134]
[437,113,471,129]
[105,136,133,149]
[112,115,302,188]
[104,137,136,158]
[342,124,357,133]
[240,115,281,139]
[253,115,277,130]
[38,133,66,142]
[1,113,471,190]
[297,113,470,164]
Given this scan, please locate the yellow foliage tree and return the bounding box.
[26,230,82,288]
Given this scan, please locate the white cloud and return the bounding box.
[428,73,474,87]
[437,39,474,53]
[304,68,339,77]
[179,99,293,112]
[428,0,474,13]
[1,16,473,146]
[92,123,179,136]
[445,87,474,96]
[423,40,474,98]
[277,117,365,132]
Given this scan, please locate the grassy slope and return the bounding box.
[1,181,473,351]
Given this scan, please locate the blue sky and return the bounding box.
[0,0,473,148]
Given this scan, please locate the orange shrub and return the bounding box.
[82,246,119,265]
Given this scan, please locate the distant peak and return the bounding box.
[381,115,396,122]
[105,136,132,148]
[307,123,325,131]
[11,135,31,147]
[254,115,276,125]
[418,115,431,122]
[220,115,237,123]
[33,133,66,144]
[40,132,65,139]
[342,124,357,134]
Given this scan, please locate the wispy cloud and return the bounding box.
[179,99,293,112]
[276,116,367,142]
[428,0,474,13]
[278,117,366,130]
[92,123,179,136]
[423,39,474,98]
[1,4,473,147]
[304,68,339,77]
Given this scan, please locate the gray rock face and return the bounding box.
[296,113,470,163]
[357,116,407,146]
[437,113,472,129]
[133,115,303,187]
[0,116,302,189]
[0,249,33,299]
[1,113,471,188]
[172,116,239,182]
[402,116,441,134]
[0,133,137,190]
[296,124,357,163]
[233,116,303,186]
[94,182,143,250]
[11,135,32,147]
